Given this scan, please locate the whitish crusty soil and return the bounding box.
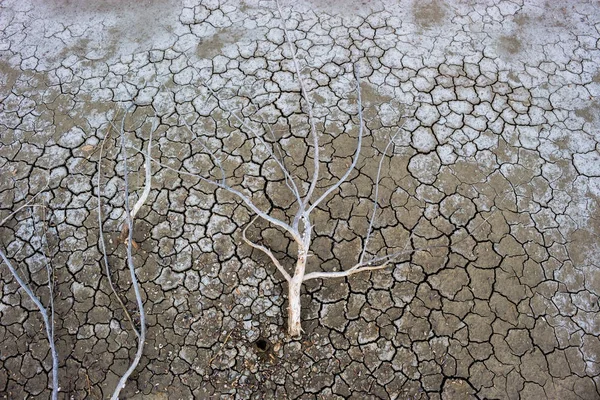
[1,0,600,398]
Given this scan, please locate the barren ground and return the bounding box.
[1,0,600,399]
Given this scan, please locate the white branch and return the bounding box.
[302,262,392,282]
[0,179,49,227]
[254,104,298,202]
[303,247,417,282]
[359,123,407,265]
[97,119,140,338]
[306,66,365,214]
[37,203,58,399]
[111,106,147,400]
[242,216,291,282]
[129,117,158,221]
[0,204,59,400]
[276,0,320,224]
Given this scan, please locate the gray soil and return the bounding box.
[1,0,600,399]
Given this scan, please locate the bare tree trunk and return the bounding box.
[287,275,303,337]
[287,251,307,337]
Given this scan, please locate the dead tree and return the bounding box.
[131,1,420,338]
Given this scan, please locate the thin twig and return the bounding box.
[346,181,523,272]
[258,107,297,198]
[0,203,59,400]
[242,216,292,282]
[110,105,147,400]
[119,115,158,243]
[276,0,320,222]
[128,146,303,244]
[208,330,234,365]
[129,116,158,224]
[306,65,365,214]
[38,200,58,397]
[359,123,406,265]
[180,51,303,207]
[0,178,49,227]
[97,116,140,338]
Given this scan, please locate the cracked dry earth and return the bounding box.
[1,0,600,399]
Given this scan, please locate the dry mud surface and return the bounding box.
[1,0,600,399]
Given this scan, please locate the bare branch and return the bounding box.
[302,262,391,281]
[242,216,292,282]
[129,116,158,221]
[38,200,58,398]
[0,204,59,400]
[275,0,320,218]
[359,124,406,265]
[254,104,298,200]
[97,117,140,338]
[303,246,419,282]
[111,105,147,400]
[306,65,365,214]
[0,178,49,227]
[358,248,420,269]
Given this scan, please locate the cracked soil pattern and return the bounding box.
[1,0,600,399]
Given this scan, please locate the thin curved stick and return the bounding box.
[111,105,147,400]
[359,129,401,265]
[97,118,140,338]
[447,182,523,249]
[0,250,59,399]
[242,216,292,282]
[38,202,58,399]
[0,178,49,227]
[306,66,364,214]
[129,117,158,222]
[115,116,158,242]
[0,207,59,399]
[305,223,445,282]
[276,0,320,217]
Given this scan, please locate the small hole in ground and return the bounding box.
[255,338,269,352]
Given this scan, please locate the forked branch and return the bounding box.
[110,106,147,400]
[0,198,59,400]
[97,117,140,338]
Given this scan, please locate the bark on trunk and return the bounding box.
[287,276,303,337]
